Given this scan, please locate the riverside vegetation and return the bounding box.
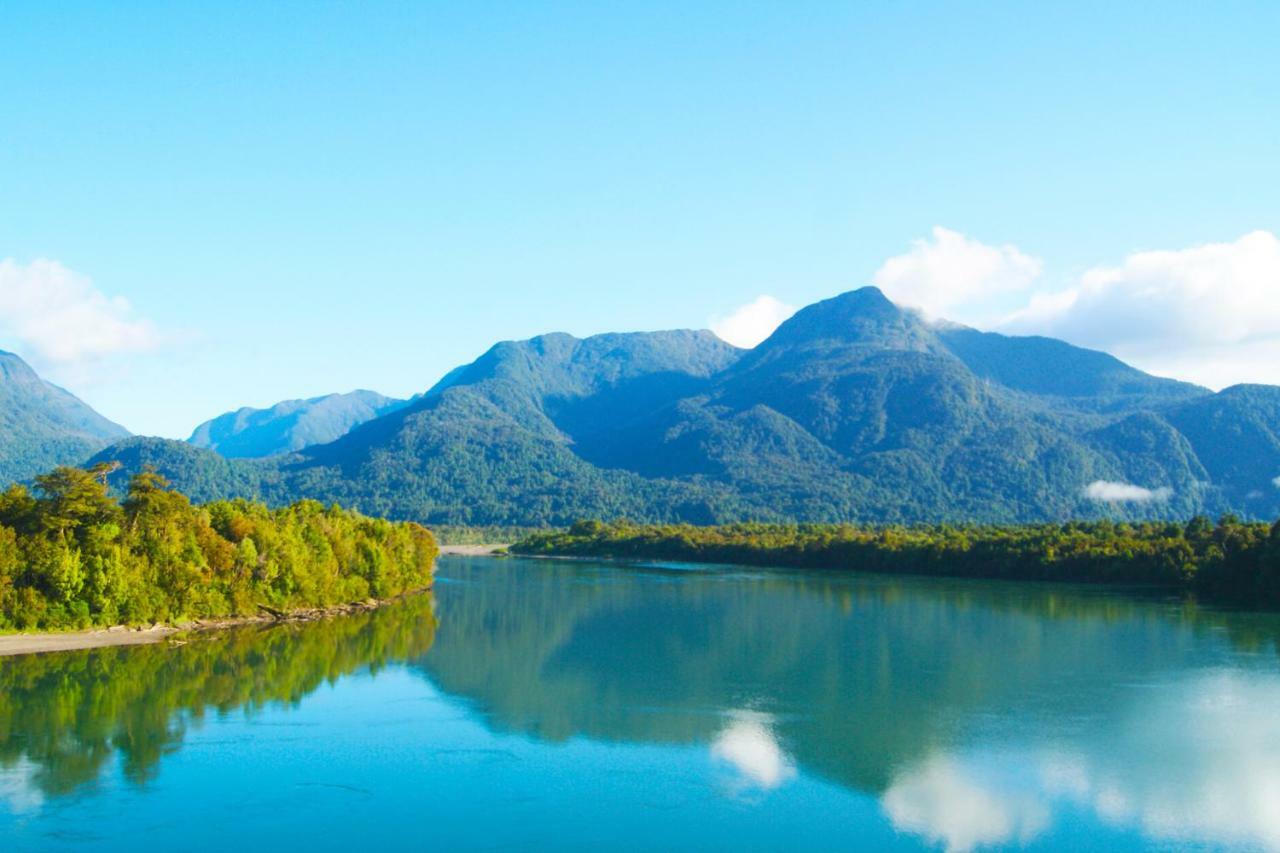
[514,517,1280,607]
[0,464,437,631]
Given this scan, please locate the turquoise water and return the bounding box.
[4,555,1280,851]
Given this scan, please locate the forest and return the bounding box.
[0,464,437,631]
[513,517,1280,607]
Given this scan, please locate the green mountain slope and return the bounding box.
[92,288,1280,525]
[0,351,129,485]
[937,326,1206,413]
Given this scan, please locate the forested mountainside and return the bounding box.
[0,351,129,485]
[91,288,1280,526]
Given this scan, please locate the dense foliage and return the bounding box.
[513,516,1280,607]
[0,464,437,631]
[92,289,1280,527]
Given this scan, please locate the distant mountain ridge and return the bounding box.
[91,288,1280,526]
[188,390,407,458]
[0,350,129,484]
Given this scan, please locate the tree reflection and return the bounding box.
[417,558,1280,808]
[0,593,436,800]
[8,553,1280,851]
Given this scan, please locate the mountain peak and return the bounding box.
[835,284,893,306]
[755,286,936,353]
[0,350,40,383]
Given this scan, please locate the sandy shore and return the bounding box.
[0,592,430,659]
[438,543,510,556]
[0,625,181,657]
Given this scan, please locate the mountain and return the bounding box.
[93,288,1280,525]
[936,325,1206,413]
[0,351,130,485]
[188,390,407,458]
[280,330,748,523]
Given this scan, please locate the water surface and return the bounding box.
[4,556,1280,851]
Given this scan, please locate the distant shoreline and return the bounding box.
[510,520,1280,610]
[438,544,510,556]
[0,590,431,659]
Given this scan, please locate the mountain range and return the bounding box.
[6,287,1280,525]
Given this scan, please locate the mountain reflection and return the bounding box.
[418,557,1280,849]
[6,555,1280,850]
[0,594,437,804]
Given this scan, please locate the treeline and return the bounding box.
[513,517,1280,607]
[0,464,437,631]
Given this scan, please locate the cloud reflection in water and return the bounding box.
[710,711,796,795]
[883,756,1049,852]
[882,671,1280,851]
[0,758,45,816]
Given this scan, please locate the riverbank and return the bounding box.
[0,591,431,658]
[438,543,510,556]
[512,519,1280,608]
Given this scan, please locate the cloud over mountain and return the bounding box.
[1084,481,1173,503]
[873,226,1043,326]
[868,227,1280,390]
[1004,230,1280,389]
[710,295,796,349]
[0,258,159,368]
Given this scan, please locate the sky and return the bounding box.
[3,1,1279,437]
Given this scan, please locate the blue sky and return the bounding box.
[3,1,1279,436]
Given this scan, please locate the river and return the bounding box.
[3,555,1280,850]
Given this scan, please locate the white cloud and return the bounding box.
[710,711,795,792]
[1083,480,1173,503]
[0,258,159,367]
[882,756,1050,852]
[710,295,796,349]
[864,227,1280,388]
[1002,231,1280,389]
[873,226,1042,326]
[1273,475,1280,489]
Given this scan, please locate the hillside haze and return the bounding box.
[92,288,1280,525]
[0,351,130,484]
[188,390,407,458]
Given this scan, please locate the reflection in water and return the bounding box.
[884,671,1280,851]
[710,711,795,793]
[6,557,1280,850]
[883,756,1051,852]
[1052,671,1280,847]
[418,558,1280,850]
[0,593,437,808]
[0,758,43,816]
